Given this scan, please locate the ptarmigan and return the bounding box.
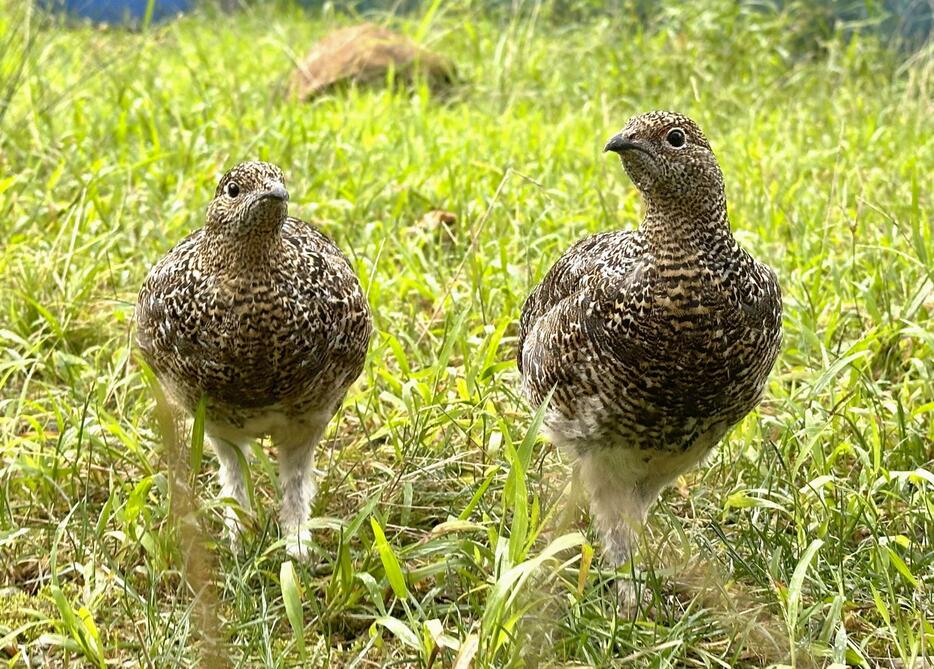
[517,111,782,606]
[136,161,372,560]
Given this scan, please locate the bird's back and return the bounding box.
[518,229,644,373]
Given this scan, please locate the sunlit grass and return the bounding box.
[0,0,932,666]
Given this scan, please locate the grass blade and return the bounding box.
[279,560,306,661]
[370,516,409,600]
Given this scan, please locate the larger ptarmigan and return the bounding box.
[518,111,782,605]
[136,161,372,560]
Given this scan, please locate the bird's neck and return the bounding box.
[201,228,284,272]
[639,196,733,256]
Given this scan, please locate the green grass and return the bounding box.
[1,0,932,666]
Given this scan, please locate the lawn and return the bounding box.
[0,0,932,667]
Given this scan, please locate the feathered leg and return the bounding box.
[578,450,663,614]
[274,418,328,561]
[210,435,251,549]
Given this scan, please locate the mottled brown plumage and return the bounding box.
[518,111,782,605]
[136,161,372,559]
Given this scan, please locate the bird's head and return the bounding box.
[604,111,724,210]
[206,161,290,237]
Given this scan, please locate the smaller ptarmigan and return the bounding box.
[518,111,782,606]
[136,161,372,560]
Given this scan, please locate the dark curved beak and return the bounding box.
[603,134,650,157]
[258,182,289,202]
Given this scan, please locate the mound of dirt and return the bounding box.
[288,23,455,100]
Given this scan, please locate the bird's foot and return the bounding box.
[616,577,654,618]
[223,508,249,553]
[285,528,315,562]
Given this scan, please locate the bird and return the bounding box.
[136,161,372,560]
[517,111,782,608]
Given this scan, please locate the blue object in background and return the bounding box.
[40,0,193,25]
[38,0,932,48]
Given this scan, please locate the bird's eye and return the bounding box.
[666,128,686,148]
[225,182,241,198]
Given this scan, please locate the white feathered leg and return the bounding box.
[578,449,663,614]
[210,435,251,549]
[274,418,328,561]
